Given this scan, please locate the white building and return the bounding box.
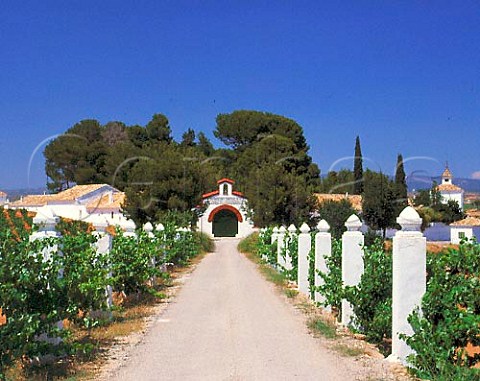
[7,184,127,225]
[450,217,480,244]
[437,166,464,210]
[197,178,255,238]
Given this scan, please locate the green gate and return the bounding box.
[212,209,238,237]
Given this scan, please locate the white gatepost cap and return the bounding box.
[143,222,154,232]
[397,206,422,231]
[345,214,362,231]
[299,222,310,234]
[279,226,286,233]
[272,226,279,233]
[317,219,330,233]
[119,218,136,233]
[287,224,297,233]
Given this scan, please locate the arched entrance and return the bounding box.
[208,204,243,237]
[212,209,238,237]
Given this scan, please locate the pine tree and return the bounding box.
[353,136,363,194]
[394,154,408,210]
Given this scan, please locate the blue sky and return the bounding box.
[1,1,479,189]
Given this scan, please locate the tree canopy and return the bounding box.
[353,136,363,195]
[44,110,321,228]
[214,110,307,152]
[362,170,397,237]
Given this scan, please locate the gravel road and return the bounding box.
[112,239,385,380]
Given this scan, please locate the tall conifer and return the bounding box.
[353,136,363,194]
[395,154,408,208]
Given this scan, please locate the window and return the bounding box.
[223,184,228,195]
[458,232,466,239]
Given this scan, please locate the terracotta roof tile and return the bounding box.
[54,184,107,201]
[202,190,219,199]
[217,178,235,184]
[9,184,116,207]
[442,167,453,178]
[86,192,125,212]
[466,209,480,218]
[9,194,56,207]
[437,183,463,192]
[451,217,480,227]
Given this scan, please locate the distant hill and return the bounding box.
[407,176,480,193]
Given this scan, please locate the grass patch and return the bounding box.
[307,317,337,339]
[332,343,365,357]
[238,232,259,255]
[194,231,215,253]
[284,289,299,298]
[239,233,287,285]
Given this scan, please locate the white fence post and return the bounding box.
[94,232,114,309]
[297,223,311,296]
[315,219,331,307]
[390,206,426,364]
[341,214,364,327]
[30,207,63,345]
[277,226,286,268]
[271,226,278,245]
[120,219,136,237]
[156,223,166,272]
[286,224,297,271]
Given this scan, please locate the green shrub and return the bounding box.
[281,230,298,281]
[194,231,215,253]
[403,240,480,380]
[110,228,160,294]
[256,228,277,265]
[238,232,259,255]
[344,238,392,355]
[316,238,343,317]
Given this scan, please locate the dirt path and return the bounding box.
[108,239,401,380]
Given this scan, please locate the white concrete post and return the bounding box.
[30,207,63,345]
[144,222,154,237]
[94,233,114,311]
[286,224,297,271]
[390,206,426,364]
[297,223,311,296]
[120,218,136,237]
[155,223,166,272]
[341,214,364,327]
[315,219,331,306]
[271,226,279,245]
[30,207,60,242]
[277,226,286,268]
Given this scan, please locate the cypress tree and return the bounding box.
[395,154,408,208]
[353,136,363,194]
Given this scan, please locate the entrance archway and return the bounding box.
[211,209,239,237]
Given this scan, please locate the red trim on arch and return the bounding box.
[208,204,243,223]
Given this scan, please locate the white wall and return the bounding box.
[197,198,255,239]
[441,191,464,209]
[450,226,479,244]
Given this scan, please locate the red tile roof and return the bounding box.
[217,178,235,184]
[202,190,219,199]
[451,217,480,227]
[437,183,463,192]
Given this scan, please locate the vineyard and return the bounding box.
[254,226,480,381]
[0,208,208,380]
